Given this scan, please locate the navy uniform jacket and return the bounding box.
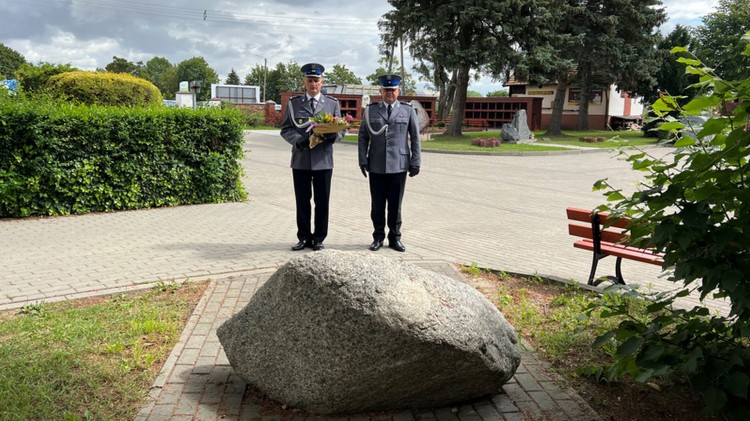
[280,94,343,170]
[358,101,421,174]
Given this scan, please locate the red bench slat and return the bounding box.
[568,223,629,244]
[566,207,630,229]
[573,239,663,265]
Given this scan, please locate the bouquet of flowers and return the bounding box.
[307,113,354,148]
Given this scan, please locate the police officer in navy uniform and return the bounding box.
[281,63,344,251]
[358,74,421,252]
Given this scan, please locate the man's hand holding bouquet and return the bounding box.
[306,113,354,148]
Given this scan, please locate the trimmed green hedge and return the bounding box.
[0,99,247,217]
[46,71,162,107]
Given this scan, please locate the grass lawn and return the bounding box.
[463,266,715,421]
[0,268,715,421]
[343,128,661,152]
[0,281,206,421]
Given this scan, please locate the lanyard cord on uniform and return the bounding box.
[363,104,389,136]
[287,100,314,130]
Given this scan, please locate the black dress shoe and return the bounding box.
[369,240,383,251]
[291,240,310,251]
[389,240,406,252]
[312,241,325,251]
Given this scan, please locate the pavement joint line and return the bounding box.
[0,266,281,312]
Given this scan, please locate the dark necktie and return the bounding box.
[387,104,392,119]
[310,98,316,111]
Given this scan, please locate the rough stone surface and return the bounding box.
[512,109,533,141]
[410,100,430,132]
[500,110,535,144]
[216,250,521,415]
[501,123,520,143]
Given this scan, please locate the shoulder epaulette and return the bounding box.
[289,95,302,101]
[324,94,338,102]
[399,101,412,107]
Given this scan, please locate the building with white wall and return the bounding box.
[505,80,644,130]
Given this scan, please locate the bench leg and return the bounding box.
[586,254,601,286]
[588,254,627,286]
[615,257,625,285]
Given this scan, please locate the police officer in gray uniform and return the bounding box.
[281,63,344,251]
[358,74,421,252]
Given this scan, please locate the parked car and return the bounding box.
[658,114,708,144]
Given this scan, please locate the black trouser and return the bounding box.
[368,171,407,242]
[292,169,332,243]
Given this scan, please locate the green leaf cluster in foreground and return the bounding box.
[590,32,750,420]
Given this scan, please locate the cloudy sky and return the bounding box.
[1,0,719,95]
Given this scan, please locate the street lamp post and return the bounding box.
[263,57,267,103]
[252,54,268,103]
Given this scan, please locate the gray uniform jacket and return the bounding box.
[358,101,421,174]
[280,94,343,170]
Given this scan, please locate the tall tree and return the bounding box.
[244,64,267,101]
[174,57,219,101]
[486,89,509,97]
[243,66,265,86]
[0,43,26,79]
[413,60,456,120]
[572,0,666,130]
[141,57,175,99]
[104,56,141,75]
[325,64,362,85]
[225,68,241,85]
[383,0,522,136]
[642,25,699,105]
[694,0,750,82]
[498,0,579,135]
[264,61,301,103]
[365,56,416,92]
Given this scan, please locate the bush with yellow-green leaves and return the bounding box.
[45,71,162,107]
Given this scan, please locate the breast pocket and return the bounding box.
[393,116,408,133]
[370,117,387,132]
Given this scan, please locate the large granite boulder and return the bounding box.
[512,109,533,141]
[217,250,521,415]
[500,123,520,143]
[410,100,430,132]
[500,110,534,144]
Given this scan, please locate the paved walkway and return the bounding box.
[1,130,729,419]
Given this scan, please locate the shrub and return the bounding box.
[14,62,77,96]
[242,109,265,127]
[0,97,246,217]
[45,71,162,107]
[588,32,750,420]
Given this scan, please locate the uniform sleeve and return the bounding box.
[358,106,371,167]
[327,98,344,143]
[408,107,421,168]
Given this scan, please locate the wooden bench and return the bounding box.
[566,207,664,286]
[464,119,490,130]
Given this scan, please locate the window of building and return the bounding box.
[212,84,259,104]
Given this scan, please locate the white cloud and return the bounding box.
[1,0,722,95]
[661,0,718,22]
